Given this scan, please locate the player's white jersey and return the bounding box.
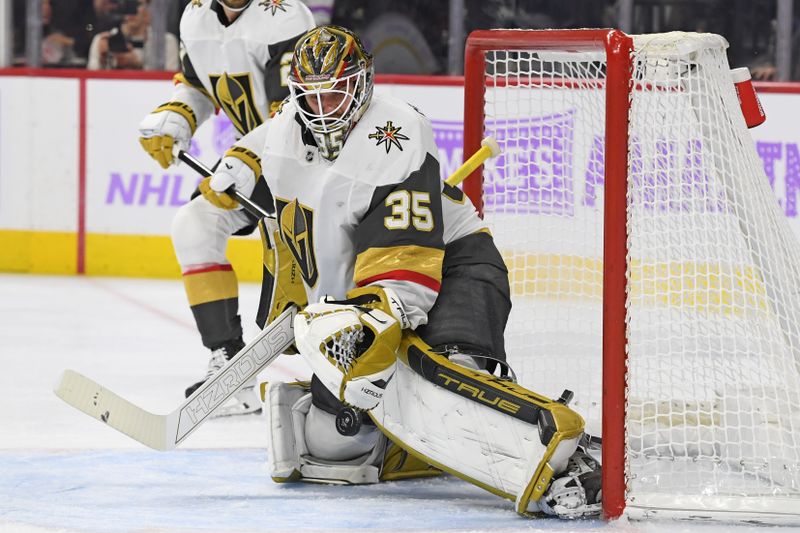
[179,0,314,136]
[261,93,487,327]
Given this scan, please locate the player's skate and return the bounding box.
[185,338,261,417]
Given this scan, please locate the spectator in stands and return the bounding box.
[304,0,335,25]
[750,14,800,81]
[87,0,179,70]
[168,1,193,41]
[93,0,121,31]
[331,0,445,74]
[13,0,96,66]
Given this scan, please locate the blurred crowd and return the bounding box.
[9,0,800,79]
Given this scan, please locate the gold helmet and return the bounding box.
[288,26,374,160]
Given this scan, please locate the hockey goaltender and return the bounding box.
[196,22,604,519]
[57,10,604,520]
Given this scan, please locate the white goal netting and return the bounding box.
[476,31,800,521]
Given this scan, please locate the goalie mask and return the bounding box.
[288,25,374,160]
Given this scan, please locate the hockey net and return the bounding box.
[462,29,800,523]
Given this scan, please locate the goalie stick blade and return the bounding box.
[54,369,174,450]
[173,307,296,444]
[54,306,298,451]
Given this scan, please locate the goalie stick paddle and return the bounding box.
[54,306,297,451]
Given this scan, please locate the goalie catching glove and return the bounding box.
[138,102,196,169]
[294,286,408,411]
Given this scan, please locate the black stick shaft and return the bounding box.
[176,150,273,220]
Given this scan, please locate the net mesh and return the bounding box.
[478,31,800,517]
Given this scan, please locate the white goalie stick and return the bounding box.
[54,308,296,450]
[54,151,291,450]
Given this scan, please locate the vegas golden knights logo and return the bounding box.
[276,198,318,287]
[209,72,264,135]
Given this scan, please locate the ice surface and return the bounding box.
[0,274,790,533]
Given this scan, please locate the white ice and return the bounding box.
[0,273,792,533]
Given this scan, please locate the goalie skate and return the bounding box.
[540,447,602,519]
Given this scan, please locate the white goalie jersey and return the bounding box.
[176,0,315,136]
[260,93,488,328]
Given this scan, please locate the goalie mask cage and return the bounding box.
[462,29,800,523]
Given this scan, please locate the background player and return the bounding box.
[203,25,602,517]
[136,0,314,415]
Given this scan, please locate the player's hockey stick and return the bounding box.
[54,150,289,450]
[176,149,273,219]
[54,306,297,451]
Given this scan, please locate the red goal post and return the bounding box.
[463,29,632,520]
[462,29,800,523]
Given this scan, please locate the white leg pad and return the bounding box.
[370,359,581,513]
[305,405,380,461]
[265,381,387,485]
[265,381,308,481]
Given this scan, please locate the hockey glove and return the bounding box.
[138,102,196,169]
[294,298,401,411]
[198,177,238,210]
[202,146,263,210]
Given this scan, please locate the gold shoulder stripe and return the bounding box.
[354,245,443,286]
